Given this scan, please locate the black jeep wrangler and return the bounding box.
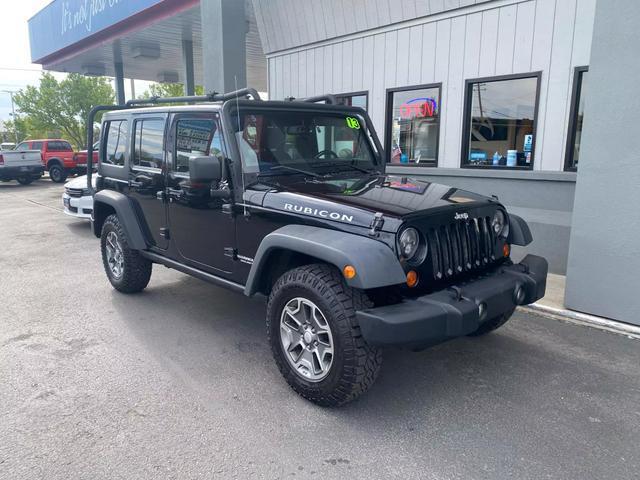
[88,89,547,406]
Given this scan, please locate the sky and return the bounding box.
[0,0,150,124]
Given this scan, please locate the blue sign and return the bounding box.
[29,0,166,62]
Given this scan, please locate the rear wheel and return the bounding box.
[468,308,516,336]
[16,176,34,185]
[267,263,382,407]
[100,214,152,293]
[48,163,67,183]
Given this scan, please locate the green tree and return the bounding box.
[141,82,205,99]
[13,72,114,149]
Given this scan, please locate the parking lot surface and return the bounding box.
[1,180,639,480]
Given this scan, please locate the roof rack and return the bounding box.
[85,88,261,190]
[284,94,338,105]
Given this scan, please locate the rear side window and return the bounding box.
[48,141,73,151]
[103,120,128,166]
[31,141,43,150]
[133,119,165,169]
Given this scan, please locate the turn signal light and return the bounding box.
[343,265,357,279]
[503,243,511,257]
[406,270,419,288]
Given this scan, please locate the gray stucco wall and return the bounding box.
[388,167,575,274]
[564,0,640,325]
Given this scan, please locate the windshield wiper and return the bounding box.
[312,162,380,175]
[259,165,323,178]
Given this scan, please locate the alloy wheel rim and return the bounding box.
[105,231,124,279]
[279,297,334,382]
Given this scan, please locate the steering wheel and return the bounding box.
[313,149,339,160]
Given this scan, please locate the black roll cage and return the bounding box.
[86,88,385,191]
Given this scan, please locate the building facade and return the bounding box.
[254,0,596,275]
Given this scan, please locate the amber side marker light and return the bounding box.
[406,270,419,288]
[343,265,357,279]
[503,244,511,257]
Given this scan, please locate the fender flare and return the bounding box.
[92,190,148,250]
[46,157,63,169]
[507,213,533,246]
[244,225,407,296]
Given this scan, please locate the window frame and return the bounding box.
[131,117,166,172]
[101,118,129,169]
[384,82,443,167]
[335,90,369,111]
[461,71,542,171]
[564,66,588,172]
[170,113,223,178]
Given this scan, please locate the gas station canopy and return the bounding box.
[28,0,267,100]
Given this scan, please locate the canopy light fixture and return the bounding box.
[81,64,106,76]
[131,44,161,60]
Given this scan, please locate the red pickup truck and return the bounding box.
[15,139,83,183]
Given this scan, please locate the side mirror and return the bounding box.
[189,156,222,183]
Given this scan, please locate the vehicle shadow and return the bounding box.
[65,220,94,238]
[110,272,567,422]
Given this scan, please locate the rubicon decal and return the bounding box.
[284,203,354,223]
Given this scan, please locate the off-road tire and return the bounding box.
[100,214,152,293]
[48,164,67,183]
[267,263,382,407]
[16,176,34,185]
[468,308,516,336]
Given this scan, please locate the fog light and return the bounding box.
[514,285,526,305]
[406,270,419,288]
[503,244,511,257]
[478,302,488,321]
[343,265,357,279]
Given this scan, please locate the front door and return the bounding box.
[166,113,236,275]
[127,116,169,249]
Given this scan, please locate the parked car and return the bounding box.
[91,90,548,406]
[73,141,99,172]
[0,146,44,184]
[62,174,96,219]
[15,139,79,183]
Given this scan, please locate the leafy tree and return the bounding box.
[141,82,205,99]
[13,72,114,149]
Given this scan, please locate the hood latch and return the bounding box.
[369,212,384,237]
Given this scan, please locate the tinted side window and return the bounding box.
[103,120,128,166]
[31,141,43,150]
[174,118,220,173]
[48,141,73,151]
[133,119,165,169]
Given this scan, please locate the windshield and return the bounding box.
[233,109,380,183]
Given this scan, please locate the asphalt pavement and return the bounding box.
[1,180,639,480]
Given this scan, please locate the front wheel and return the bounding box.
[48,164,67,183]
[100,214,152,293]
[267,264,382,407]
[16,176,34,185]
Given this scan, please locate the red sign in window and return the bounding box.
[399,97,438,119]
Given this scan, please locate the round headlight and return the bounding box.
[399,227,420,260]
[491,210,509,237]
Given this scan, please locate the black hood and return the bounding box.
[253,174,499,232]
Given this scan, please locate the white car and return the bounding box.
[62,175,95,219]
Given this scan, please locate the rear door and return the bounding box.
[127,115,169,250]
[165,113,236,275]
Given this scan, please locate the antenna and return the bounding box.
[235,75,248,217]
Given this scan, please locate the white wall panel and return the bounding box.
[263,0,595,173]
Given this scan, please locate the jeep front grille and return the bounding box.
[425,216,497,280]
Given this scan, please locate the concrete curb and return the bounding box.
[523,303,640,340]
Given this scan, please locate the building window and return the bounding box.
[336,91,368,110]
[386,84,441,166]
[133,118,165,169]
[462,73,540,169]
[565,66,588,171]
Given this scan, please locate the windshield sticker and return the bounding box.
[345,117,360,129]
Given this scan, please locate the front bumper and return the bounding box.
[357,255,548,349]
[62,192,93,219]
